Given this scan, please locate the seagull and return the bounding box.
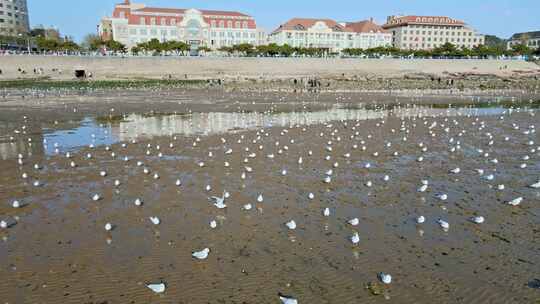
[257,194,264,203]
[149,217,160,225]
[308,193,315,200]
[529,181,540,189]
[279,294,298,304]
[417,184,428,193]
[210,220,217,229]
[471,216,485,224]
[323,208,330,217]
[348,218,359,226]
[437,193,448,201]
[285,220,297,230]
[0,220,7,229]
[416,216,425,224]
[507,197,523,206]
[437,219,450,230]
[192,248,210,260]
[351,232,360,245]
[378,272,392,284]
[92,194,101,201]
[105,223,113,231]
[12,200,21,208]
[323,176,331,184]
[210,192,227,209]
[449,168,461,174]
[243,204,253,211]
[146,282,166,293]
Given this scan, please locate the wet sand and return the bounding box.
[0,89,539,304]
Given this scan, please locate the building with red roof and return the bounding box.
[269,17,391,51]
[382,15,484,50]
[99,0,266,51]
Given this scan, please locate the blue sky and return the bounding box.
[29,0,539,42]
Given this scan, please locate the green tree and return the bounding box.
[60,40,80,51]
[104,40,126,53]
[511,44,531,56]
[82,34,102,51]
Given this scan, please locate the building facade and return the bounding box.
[0,0,30,36]
[269,18,391,52]
[383,15,484,50]
[99,0,263,50]
[345,19,392,49]
[507,31,540,50]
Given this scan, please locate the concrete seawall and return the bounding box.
[0,56,539,81]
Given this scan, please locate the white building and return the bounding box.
[99,0,264,50]
[507,31,540,50]
[269,18,391,52]
[383,15,485,50]
[345,19,392,49]
[0,0,30,36]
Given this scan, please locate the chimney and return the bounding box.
[370,17,374,23]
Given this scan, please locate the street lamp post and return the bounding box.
[18,33,31,53]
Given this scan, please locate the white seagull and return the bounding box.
[192,248,210,260]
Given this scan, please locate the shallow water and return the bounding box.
[0,95,539,304]
[0,103,532,161]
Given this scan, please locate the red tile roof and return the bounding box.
[273,18,352,34]
[383,15,465,29]
[345,19,389,34]
[132,7,251,18]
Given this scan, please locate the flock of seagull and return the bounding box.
[2,101,539,303]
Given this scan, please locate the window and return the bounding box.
[171,19,176,25]
[150,29,157,35]
[150,18,156,25]
[119,11,125,18]
[235,21,240,28]
[227,21,232,28]
[140,29,147,35]
[243,21,248,28]
[211,20,216,27]
[129,28,136,35]
[219,20,224,28]
[161,18,166,26]
[140,17,145,25]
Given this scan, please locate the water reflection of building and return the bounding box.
[0,128,45,161]
[111,107,509,141]
[112,110,388,141]
[99,0,264,50]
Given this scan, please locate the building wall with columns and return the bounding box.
[99,0,265,50]
[383,15,485,50]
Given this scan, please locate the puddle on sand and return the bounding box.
[0,103,534,160]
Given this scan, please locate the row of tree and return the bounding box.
[5,34,540,58]
[342,42,540,58]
